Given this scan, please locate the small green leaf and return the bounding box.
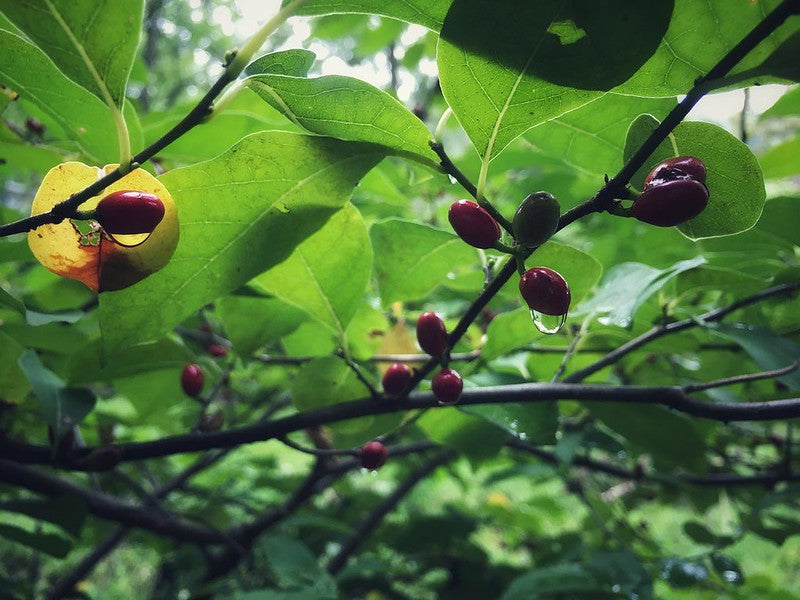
[760,135,800,179]
[578,257,706,328]
[502,564,600,599]
[0,523,72,558]
[244,49,316,77]
[417,407,507,461]
[0,494,87,537]
[245,74,438,166]
[217,295,306,356]
[18,350,96,436]
[623,119,767,240]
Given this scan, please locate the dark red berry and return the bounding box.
[448,200,501,249]
[432,368,463,405]
[382,362,411,396]
[631,179,709,227]
[519,267,571,316]
[96,190,165,235]
[181,363,204,397]
[416,312,448,357]
[512,191,561,248]
[361,440,388,469]
[644,156,706,186]
[208,343,228,357]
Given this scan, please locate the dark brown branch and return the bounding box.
[564,281,800,383]
[683,360,800,393]
[326,450,454,575]
[0,460,226,543]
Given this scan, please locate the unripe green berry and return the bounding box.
[512,192,561,248]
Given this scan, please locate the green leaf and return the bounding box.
[0,523,72,558]
[217,295,306,357]
[0,29,118,163]
[417,407,507,461]
[0,331,29,404]
[0,0,143,107]
[699,322,800,390]
[18,350,96,437]
[0,494,86,537]
[286,0,450,30]
[258,535,337,596]
[245,74,438,166]
[577,257,706,328]
[615,0,799,96]
[370,218,477,306]
[460,401,557,446]
[683,521,735,546]
[710,553,745,585]
[525,94,676,179]
[98,132,384,352]
[659,557,709,588]
[502,564,600,599]
[760,135,800,179]
[244,49,316,77]
[589,403,707,470]
[251,204,372,336]
[624,119,767,239]
[760,87,800,120]
[438,0,672,161]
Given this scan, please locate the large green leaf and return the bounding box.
[245,74,439,166]
[525,94,677,179]
[285,0,450,30]
[0,523,72,559]
[0,331,29,404]
[577,257,706,328]
[614,0,800,96]
[0,0,143,107]
[0,29,118,163]
[98,132,384,352]
[251,203,372,337]
[216,295,306,357]
[437,0,672,161]
[760,135,800,179]
[370,218,477,306]
[244,49,316,77]
[623,120,766,240]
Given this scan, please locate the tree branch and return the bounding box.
[326,450,455,575]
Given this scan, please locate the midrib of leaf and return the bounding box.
[296,251,344,335]
[160,150,377,308]
[247,79,306,129]
[43,0,116,111]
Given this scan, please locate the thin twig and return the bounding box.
[683,360,800,393]
[278,435,358,458]
[326,450,454,575]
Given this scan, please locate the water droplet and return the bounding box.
[530,309,567,334]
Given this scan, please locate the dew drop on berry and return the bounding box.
[530,309,567,335]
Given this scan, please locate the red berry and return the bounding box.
[644,156,706,187]
[631,179,709,227]
[96,190,165,235]
[416,312,448,357]
[448,200,501,249]
[181,363,204,397]
[432,368,463,405]
[382,362,411,396]
[208,343,228,357]
[519,267,571,316]
[25,117,45,136]
[361,440,388,469]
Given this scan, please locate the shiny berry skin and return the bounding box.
[448,200,501,249]
[644,156,706,186]
[432,368,463,405]
[96,190,165,235]
[181,363,204,397]
[416,312,448,357]
[631,179,709,227]
[512,191,561,248]
[361,440,388,469]
[208,343,228,357]
[382,362,412,396]
[519,267,571,316]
